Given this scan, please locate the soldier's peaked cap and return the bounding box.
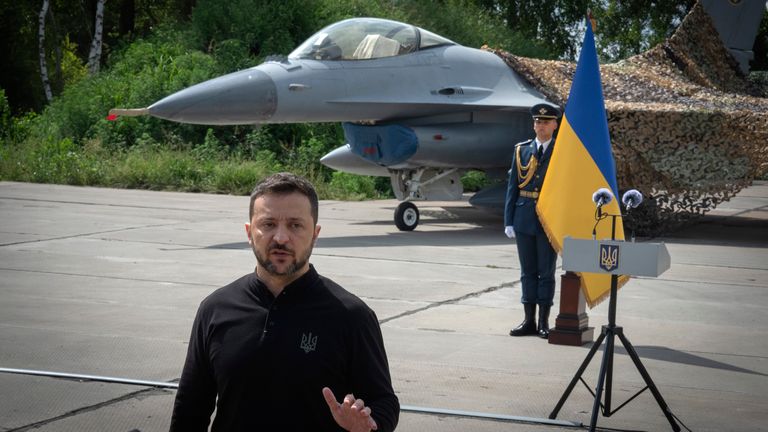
[530,103,561,119]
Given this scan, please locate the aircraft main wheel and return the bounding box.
[394,201,419,231]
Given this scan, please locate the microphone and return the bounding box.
[622,189,643,209]
[592,188,614,208]
[591,188,614,234]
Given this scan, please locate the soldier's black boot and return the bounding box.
[537,304,551,339]
[510,303,537,336]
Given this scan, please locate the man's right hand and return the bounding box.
[322,387,378,432]
[504,226,515,238]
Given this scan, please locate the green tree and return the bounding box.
[473,0,697,61]
[191,0,322,58]
[590,0,695,62]
[1,0,43,113]
[473,0,589,59]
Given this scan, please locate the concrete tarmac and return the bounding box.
[1,180,766,432]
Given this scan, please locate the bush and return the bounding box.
[1,137,106,185]
[212,159,275,195]
[461,170,491,192]
[192,0,321,57]
[328,171,382,200]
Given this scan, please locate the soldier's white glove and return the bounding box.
[504,226,516,238]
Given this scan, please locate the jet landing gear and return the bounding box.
[394,201,420,231]
[390,168,462,231]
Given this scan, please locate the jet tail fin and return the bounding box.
[701,0,765,74]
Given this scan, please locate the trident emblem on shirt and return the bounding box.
[599,244,619,272]
[300,332,318,353]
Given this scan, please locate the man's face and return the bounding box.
[533,118,558,141]
[245,192,321,279]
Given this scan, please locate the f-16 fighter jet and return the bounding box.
[111,1,767,232]
[112,16,550,230]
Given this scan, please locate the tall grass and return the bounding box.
[0,130,392,200]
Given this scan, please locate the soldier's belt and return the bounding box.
[519,190,539,199]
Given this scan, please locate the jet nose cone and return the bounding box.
[148,68,277,125]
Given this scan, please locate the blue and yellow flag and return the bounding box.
[536,19,626,307]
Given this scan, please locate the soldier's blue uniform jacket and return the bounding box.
[504,138,553,234]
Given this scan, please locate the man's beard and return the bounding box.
[253,243,313,277]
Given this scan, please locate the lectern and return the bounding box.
[549,236,681,432]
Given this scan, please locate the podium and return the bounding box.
[549,236,680,432]
[561,237,670,277]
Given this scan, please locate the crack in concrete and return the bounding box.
[316,252,516,270]
[0,223,181,247]
[380,280,519,324]
[5,387,171,432]
[0,195,238,214]
[0,267,218,288]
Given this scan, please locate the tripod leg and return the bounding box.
[589,330,614,431]
[549,330,607,419]
[616,332,681,432]
[604,328,615,414]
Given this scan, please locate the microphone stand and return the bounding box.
[549,210,681,432]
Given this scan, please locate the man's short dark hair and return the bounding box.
[249,172,319,224]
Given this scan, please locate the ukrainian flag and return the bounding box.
[536,19,626,307]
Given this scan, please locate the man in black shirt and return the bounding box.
[170,172,399,432]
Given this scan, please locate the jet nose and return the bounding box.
[148,68,277,125]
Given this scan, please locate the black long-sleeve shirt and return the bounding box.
[170,265,399,431]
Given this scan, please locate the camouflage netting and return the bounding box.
[490,2,768,235]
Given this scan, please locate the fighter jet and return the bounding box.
[110,17,553,231]
[110,1,767,232]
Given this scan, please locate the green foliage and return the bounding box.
[112,147,212,191]
[328,172,381,200]
[192,0,321,58]
[461,170,491,192]
[0,88,10,138]
[591,0,696,62]
[0,109,37,145]
[34,31,220,149]
[213,39,254,73]
[0,137,107,185]
[211,159,275,195]
[60,36,88,86]
[399,0,549,56]
[314,0,396,23]
[474,0,696,61]
[0,140,275,195]
[282,135,334,181]
[193,128,226,160]
[474,0,590,59]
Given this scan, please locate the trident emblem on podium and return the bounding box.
[599,244,619,272]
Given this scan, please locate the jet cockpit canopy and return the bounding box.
[289,17,455,61]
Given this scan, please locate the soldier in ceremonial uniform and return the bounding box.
[504,103,561,339]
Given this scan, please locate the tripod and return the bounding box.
[548,214,681,432]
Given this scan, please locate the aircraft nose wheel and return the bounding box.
[394,201,419,231]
